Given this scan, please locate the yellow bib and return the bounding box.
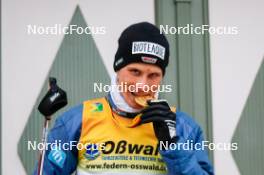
[77,97,167,175]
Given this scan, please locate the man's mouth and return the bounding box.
[131,92,150,97]
[131,92,137,96]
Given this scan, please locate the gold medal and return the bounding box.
[134,95,153,107]
[127,96,154,128]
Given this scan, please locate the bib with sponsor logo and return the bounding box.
[77,97,167,175]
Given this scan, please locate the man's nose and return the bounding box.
[136,77,150,92]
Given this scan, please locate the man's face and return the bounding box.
[117,63,163,109]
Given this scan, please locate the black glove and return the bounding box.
[38,77,67,118]
[140,99,177,144]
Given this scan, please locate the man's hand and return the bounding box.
[140,99,176,144]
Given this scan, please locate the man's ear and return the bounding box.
[116,72,120,84]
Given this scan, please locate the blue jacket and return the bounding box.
[33,103,214,175]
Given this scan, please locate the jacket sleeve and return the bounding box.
[33,104,83,175]
[159,114,214,175]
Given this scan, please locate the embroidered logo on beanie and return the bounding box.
[132,42,165,60]
[141,57,157,64]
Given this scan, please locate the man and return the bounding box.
[34,22,214,175]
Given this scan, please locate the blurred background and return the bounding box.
[1,0,264,174]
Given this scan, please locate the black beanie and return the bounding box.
[114,22,170,75]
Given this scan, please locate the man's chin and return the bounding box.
[131,102,144,110]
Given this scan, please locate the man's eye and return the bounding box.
[149,73,160,79]
[130,69,140,75]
